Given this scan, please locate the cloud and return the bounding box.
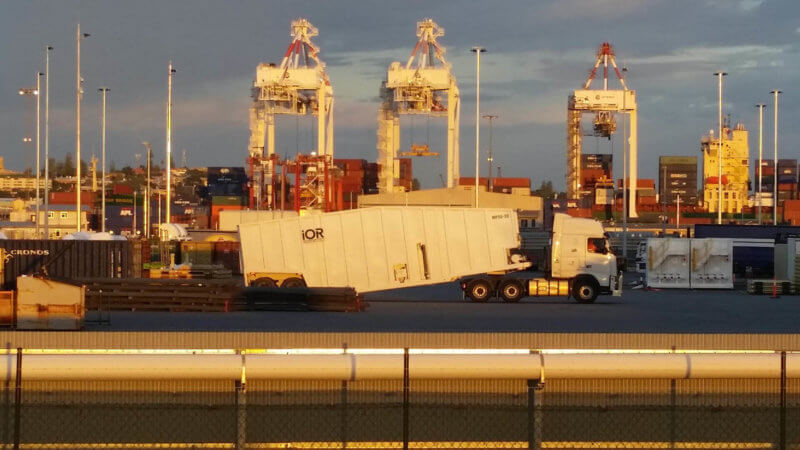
[543,0,654,19]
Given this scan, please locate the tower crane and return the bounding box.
[567,42,639,218]
[378,18,460,193]
[248,18,334,210]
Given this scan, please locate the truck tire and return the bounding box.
[572,277,599,303]
[281,277,306,288]
[499,279,525,303]
[465,279,492,302]
[252,277,278,288]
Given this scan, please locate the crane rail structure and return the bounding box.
[248,18,334,211]
[567,42,638,218]
[378,19,460,193]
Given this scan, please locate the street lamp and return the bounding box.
[76,24,90,232]
[44,45,53,238]
[99,87,110,232]
[470,46,486,208]
[482,114,497,191]
[18,86,37,174]
[19,81,42,237]
[770,89,782,225]
[713,71,727,224]
[755,103,766,225]
[166,62,176,224]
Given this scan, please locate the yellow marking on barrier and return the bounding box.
[6,348,797,355]
[8,443,779,450]
[541,442,774,449]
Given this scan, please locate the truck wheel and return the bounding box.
[465,279,492,302]
[499,279,524,303]
[572,277,599,303]
[281,277,306,288]
[252,277,278,288]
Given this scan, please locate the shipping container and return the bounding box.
[617,178,655,189]
[211,196,246,206]
[213,241,242,275]
[0,240,133,290]
[659,156,697,165]
[180,242,214,265]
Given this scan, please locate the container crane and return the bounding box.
[567,42,638,218]
[378,19,460,193]
[248,18,335,211]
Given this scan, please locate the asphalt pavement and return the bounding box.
[86,282,800,333]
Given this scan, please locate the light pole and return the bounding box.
[142,142,151,238]
[99,87,109,232]
[713,72,727,224]
[771,89,781,225]
[470,47,485,207]
[44,45,52,238]
[166,62,176,223]
[755,103,766,225]
[483,114,497,191]
[19,83,40,236]
[76,24,90,232]
[35,74,42,237]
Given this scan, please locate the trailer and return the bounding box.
[239,206,529,292]
[239,208,622,304]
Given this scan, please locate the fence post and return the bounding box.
[780,351,786,450]
[403,348,409,450]
[341,380,348,448]
[235,351,246,450]
[527,379,544,450]
[669,378,676,449]
[13,348,21,450]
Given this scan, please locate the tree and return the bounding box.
[62,153,74,177]
[533,180,557,200]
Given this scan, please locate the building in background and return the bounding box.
[701,123,749,214]
[659,156,698,206]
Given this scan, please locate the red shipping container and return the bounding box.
[112,184,133,195]
[566,208,592,218]
[617,178,655,189]
[493,177,531,189]
[49,191,95,206]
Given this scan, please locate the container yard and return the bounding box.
[2,2,800,449]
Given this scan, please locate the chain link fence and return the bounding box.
[0,376,796,449]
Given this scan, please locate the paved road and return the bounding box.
[87,283,800,333]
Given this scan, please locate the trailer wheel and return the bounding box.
[252,277,278,288]
[465,279,492,302]
[281,277,306,288]
[572,277,599,303]
[499,279,524,303]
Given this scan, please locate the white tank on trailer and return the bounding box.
[238,206,530,292]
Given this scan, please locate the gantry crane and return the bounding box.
[248,18,334,210]
[567,42,638,218]
[378,19,460,193]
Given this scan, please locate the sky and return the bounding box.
[1,0,798,190]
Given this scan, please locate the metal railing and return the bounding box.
[1,348,798,449]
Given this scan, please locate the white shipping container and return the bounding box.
[646,238,691,289]
[238,207,530,293]
[690,238,733,289]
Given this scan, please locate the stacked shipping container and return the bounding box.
[334,159,367,210]
[659,156,698,206]
[579,154,612,207]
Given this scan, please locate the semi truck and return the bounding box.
[238,207,622,303]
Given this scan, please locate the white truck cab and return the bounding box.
[461,213,623,303]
